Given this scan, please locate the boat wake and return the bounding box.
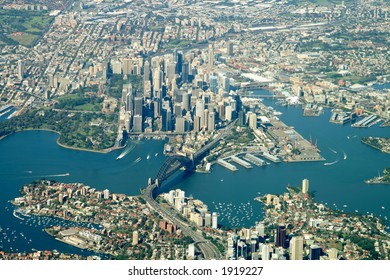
[324,159,339,166]
[131,157,142,166]
[329,148,337,154]
[32,173,70,178]
[116,144,135,160]
[13,210,24,221]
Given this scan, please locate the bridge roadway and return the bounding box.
[143,184,223,260]
[141,121,238,259]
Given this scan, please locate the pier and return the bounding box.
[217,159,238,171]
[243,153,268,166]
[352,115,379,128]
[262,152,281,163]
[230,155,253,169]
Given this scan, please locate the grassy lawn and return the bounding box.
[0,9,53,47]
[54,94,104,112]
[11,33,38,46]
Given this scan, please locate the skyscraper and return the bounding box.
[182,92,190,111]
[226,41,234,56]
[302,178,309,194]
[309,245,322,260]
[17,60,24,80]
[261,244,269,260]
[132,230,139,246]
[208,111,215,131]
[143,60,150,81]
[182,61,189,83]
[212,212,218,229]
[208,44,214,66]
[195,99,205,128]
[290,236,303,260]
[276,224,286,248]
[134,97,143,116]
[133,115,143,132]
[210,76,218,93]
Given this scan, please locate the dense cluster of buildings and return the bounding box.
[9,180,198,259]
[226,179,390,260]
[161,189,218,229]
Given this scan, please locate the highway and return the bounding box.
[142,121,238,259]
[143,184,223,260]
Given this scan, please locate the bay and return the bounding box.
[0,89,389,255]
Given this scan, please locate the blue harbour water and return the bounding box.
[0,88,389,256]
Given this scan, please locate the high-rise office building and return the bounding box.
[256,222,265,238]
[111,60,122,75]
[276,224,286,248]
[302,178,309,194]
[212,212,218,229]
[248,112,257,129]
[103,189,110,200]
[204,213,212,227]
[17,60,24,80]
[182,61,189,83]
[225,105,233,121]
[134,97,143,116]
[175,117,186,133]
[143,60,150,81]
[208,111,215,131]
[133,115,143,132]
[122,58,133,75]
[195,99,205,128]
[208,44,214,66]
[182,92,190,111]
[210,76,218,93]
[132,230,139,245]
[261,244,269,260]
[290,236,304,260]
[309,245,322,260]
[226,41,234,56]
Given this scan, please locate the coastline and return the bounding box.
[361,138,390,154]
[0,128,122,154]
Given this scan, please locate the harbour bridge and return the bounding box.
[153,120,236,186]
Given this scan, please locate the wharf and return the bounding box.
[352,115,378,128]
[217,159,238,171]
[230,155,252,169]
[262,152,281,163]
[243,153,268,166]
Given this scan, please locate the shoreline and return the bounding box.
[361,138,390,154]
[0,128,123,154]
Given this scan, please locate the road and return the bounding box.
[143,183,223,260]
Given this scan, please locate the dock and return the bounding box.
[230,156,252,169]
[217,159,238,171]
[262,152,281,163]
[352,115,378,128]
[243,153,268,166]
